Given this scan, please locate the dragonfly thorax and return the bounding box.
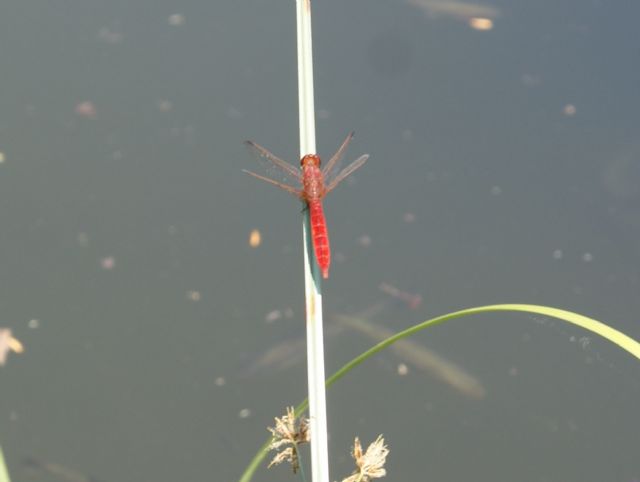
[300,154,321,168]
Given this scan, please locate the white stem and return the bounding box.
[296,1,329,482]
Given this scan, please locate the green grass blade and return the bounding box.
[237,303,640,482]
[0,445,11,482]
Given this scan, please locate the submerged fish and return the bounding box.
[333,313,486,399]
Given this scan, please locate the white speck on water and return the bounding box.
[265,310,282,323]
[28,319,40,329]
[238,408,252,419]
[227,106,243,120]
[403,212,416,223]
[357,234,372,248]
[77,232,89,247]
[75,101,97,119]
[490,185,502,196]
[100,256,115,270]
[186,290,201,302]
[521,73,542,87]
[552,249,563,260]
[570,335,591,349]
[97,27,124,44]
[157,99,173,112]
[168,14,186,26]
[578,336,591,349]
[582,252,593,262]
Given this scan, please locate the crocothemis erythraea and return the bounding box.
[244,132,369,278]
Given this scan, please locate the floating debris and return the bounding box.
[97,26,124,44]
[156,99,173,112]
[74,101,97,119]
[227,106,244,120]
[402,212,416,223]
[356,234,372,248]
[265,309,283,323]
[468,16,493,30]
[168,14,186,26]
[379,282,422,310]
[186,290,201,302]
[76,232,89,247]
[397,363,409,376]
[99,256,115,270]
[521,73,542,88]
[0,329,23,366]
[249,229,262,248]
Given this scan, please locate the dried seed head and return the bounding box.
[267,407,310,473]
[342,435,389,482]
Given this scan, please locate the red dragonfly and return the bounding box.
[244,132,369,279]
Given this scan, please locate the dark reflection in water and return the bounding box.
[602,143,640,260]
[243,296,485,399]
[22,456,102,482]
[366,31,415,77]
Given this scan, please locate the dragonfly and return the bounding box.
[244,132,369,279]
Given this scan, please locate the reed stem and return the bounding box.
[296,1,330,481]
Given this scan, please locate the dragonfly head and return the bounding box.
[300,154,321,168]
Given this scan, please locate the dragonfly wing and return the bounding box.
[321,131,354,179]
[243,169,302,197]
[325,154,369,192]
[244,140,302,181]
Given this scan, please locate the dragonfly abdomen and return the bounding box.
[308,200,330,278]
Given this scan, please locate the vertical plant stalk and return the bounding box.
[296,1,330,482]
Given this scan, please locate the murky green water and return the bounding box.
[0,1,638,481]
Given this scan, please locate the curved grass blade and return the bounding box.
[0,445,11,482]
[238,303,640,482]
